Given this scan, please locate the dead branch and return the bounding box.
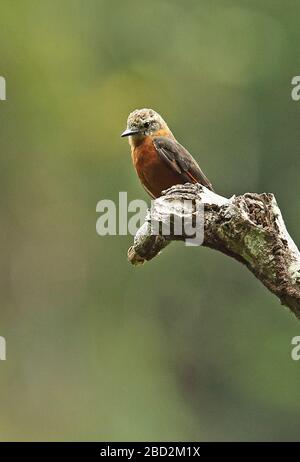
[128,184,300,319]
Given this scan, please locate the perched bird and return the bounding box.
[121,108,213,198]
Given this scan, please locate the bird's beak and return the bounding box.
[121,128,140,137]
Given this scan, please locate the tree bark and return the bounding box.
[127,184,300,319]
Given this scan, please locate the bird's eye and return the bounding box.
[144,121,150,129]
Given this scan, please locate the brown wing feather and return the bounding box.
[153,137,214,191]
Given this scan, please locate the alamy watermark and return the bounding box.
[0,76,6,101]
[0,76,6,361]
[0,336,6,360]
[291,336,300,361]
[291,76,300,101]
[96,192,204,246]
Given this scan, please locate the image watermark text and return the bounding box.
[96,192,204,246]
[0,336,6,360]
[0,76,6,101]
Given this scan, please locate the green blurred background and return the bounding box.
[0,0,300,441]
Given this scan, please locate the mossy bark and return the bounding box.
[128,184,300,319]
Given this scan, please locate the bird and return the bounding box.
[121,108,213,198]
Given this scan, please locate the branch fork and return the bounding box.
[128,184,300,319]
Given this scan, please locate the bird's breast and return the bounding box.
[132,137,159,182]
[131,135,183,198]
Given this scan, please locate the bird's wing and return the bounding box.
[153,136,214,191]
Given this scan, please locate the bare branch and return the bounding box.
[127,184,300,319]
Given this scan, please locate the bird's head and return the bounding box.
[121,108,171,144]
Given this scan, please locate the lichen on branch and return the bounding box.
[127,184,300,319]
